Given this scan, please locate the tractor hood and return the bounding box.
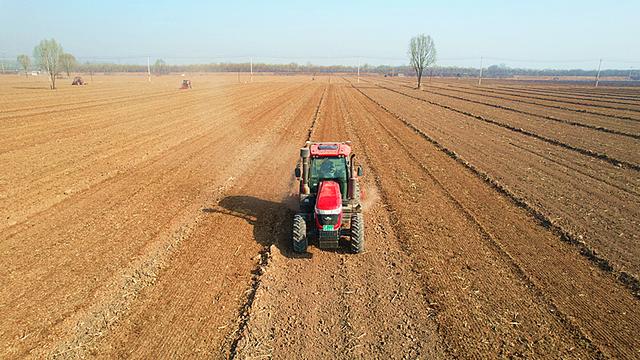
[315,181,342,215]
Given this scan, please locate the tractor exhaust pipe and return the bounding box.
[300,147,310,194]
[348,154,356,200]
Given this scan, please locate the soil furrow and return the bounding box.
[350,81,640,299]
[347,83,639,357]
[370,81,640,170]
[435,83,640,121]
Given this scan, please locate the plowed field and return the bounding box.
[1,74,638,359]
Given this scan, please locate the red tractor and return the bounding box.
[293,142,364,253]
[180,79,192,89]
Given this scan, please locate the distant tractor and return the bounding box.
[180,79,192,89]
[293,142,365,253]
[71,76,86,85]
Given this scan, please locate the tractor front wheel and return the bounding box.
[350,213,365,253]
[292,214,308,253]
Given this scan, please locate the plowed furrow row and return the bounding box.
[354,81,640,293]
[494,85,640,105]
[369,81,640,170]
[445,84,640,111]
[413,83,639,139]
[439,84,640,121]
[345,83,639,358]
[351,80,640,287]
[344,85,600,357]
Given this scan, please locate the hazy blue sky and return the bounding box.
[1,0,638,69]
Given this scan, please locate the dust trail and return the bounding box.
[361,183,379,211]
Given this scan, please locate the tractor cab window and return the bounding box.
[310,157,348,197]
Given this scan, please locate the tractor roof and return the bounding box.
[309,142,351,157]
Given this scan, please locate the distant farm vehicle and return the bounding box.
[293,142,365,253]
[71,76,86,85]
[180,80,192,89]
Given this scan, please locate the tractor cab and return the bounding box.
[309,150,348,200]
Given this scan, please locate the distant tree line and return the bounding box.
[65,61,636,78]
[3,51,636,79]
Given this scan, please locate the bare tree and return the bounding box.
[17,55,30,76]
[60,53,77,77]
[34,39,63,89]
[408,34,437,89]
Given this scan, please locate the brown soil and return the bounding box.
[1,74,638,359]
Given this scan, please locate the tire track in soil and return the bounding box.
[79,84,325,359]
[226,84,328,359]
[367,80,640,171]
[233,84,445,359]
[353,80,640,286]
[347,83,639,358]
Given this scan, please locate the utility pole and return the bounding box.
[250,57,253,83]
[478,57,483,86]
[147,56,151,82]
[357,57,360,83]
[629,67,634,80]
[595,58,602,87]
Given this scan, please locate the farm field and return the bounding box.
[0,74,638,359]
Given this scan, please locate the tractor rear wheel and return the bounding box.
[350,213,364,253]
[292,214,307,253]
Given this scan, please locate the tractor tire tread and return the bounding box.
[293,214,308,253]
[350,212,365,253]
